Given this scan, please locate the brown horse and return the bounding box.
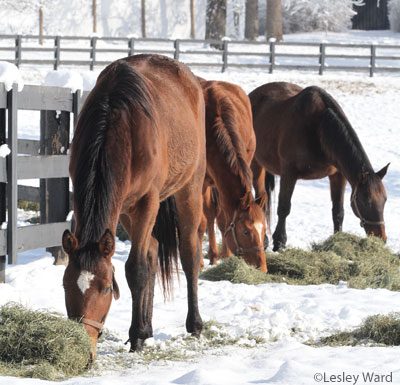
[62,54,206,358]
[198,79,267,272]
[250,82,389,251]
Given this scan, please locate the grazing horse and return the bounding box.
[198,79,267,272]
[250,82,389,251]
[62,54,206,358]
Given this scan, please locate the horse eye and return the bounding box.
[243,230,250,236]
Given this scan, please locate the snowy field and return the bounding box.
[1,32,400,385]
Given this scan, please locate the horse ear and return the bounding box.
[99,229,115,257]
[376,163,390,180]
[240,191,252,210]
[62,230,78,254]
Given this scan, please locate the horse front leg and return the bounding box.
[175,184,204,337]
[124,192,159,352]
[329,172,346,233]
[202,186,219,265]
[251,159,270,249]
[272,174,296,251]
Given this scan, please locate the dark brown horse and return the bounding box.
[250,82,389,251]
[62,54,206,358]
[198,79,267,272]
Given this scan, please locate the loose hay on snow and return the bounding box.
[200,232,400,290]
[0,303,91,380]
[318,313,400,346]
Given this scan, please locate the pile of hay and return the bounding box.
[319,313,400,346]
[200,232,400,290]
[0,303,91,380]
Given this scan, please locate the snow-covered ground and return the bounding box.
[1,32,400,385]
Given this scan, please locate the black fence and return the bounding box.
[0,83,88,283]
[0,34,399,77]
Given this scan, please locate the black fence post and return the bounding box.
[222,40,228,72]
[128,38,135,56]
[90,37,97,71]
[6,84,18,264]
[0,107,6,283]
[319,43,326,75]
[54,36,61,70]
[174,39,180,60]
[40,110,70,265]
[15,35,22,68]
[370,44,376,77]
[269,40,275,74]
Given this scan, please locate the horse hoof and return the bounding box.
[191,331,201,338]
[129,339,145,352]
[264,235,269,250]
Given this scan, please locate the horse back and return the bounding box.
[124,55,206,198]
[249,82,337,178]
[201,79,255,162]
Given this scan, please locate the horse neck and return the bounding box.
[318,101,374,187]
[213,173,248,220]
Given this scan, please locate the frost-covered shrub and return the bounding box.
[389,0,400,32]
[282,0,358,33]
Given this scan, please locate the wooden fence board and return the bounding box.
[18,139,40,155]
[18,85,74,112]
[17,155,69,179]
[0,158,6,183]
[16,222,71,253]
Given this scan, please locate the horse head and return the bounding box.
[224,191,268,272]
[350,164,389,241]
[62,229,120,360]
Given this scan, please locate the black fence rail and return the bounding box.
[0,35,400,77]
[0,83,88,283]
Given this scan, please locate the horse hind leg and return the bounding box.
[124,192,159,352]
[329,172,346,233]
[175,182,204,337]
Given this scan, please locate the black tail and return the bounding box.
[210,187,220,212]
[152,196,179,295]
[265,171,275,216]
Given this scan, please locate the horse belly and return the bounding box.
[160,124,205,199]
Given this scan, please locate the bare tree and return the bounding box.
[92,0,97,33]
[141,0,146,37]
[205,0,227,41]
[190,0,195,38]
[266,0,283,41]
[245,0,259,40]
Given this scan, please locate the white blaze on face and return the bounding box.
[254,222,264,244]
[77,270,95,294]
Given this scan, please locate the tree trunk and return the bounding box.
[205,0,227,41]
[245,0,259,40]
[92,0,97,33]
[190,0,195,38]
[39,6,44,45]
[141,0,146,38]
[266,0,283,41]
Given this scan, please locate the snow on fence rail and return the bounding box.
[0,83,89,283]
[0,34,400,77]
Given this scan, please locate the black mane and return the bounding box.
[71,59,153,268]
[304,86,374,182]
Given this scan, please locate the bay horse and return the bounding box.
[62,54,206,358]
[198,79,267,271]
[250,82,389,251]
